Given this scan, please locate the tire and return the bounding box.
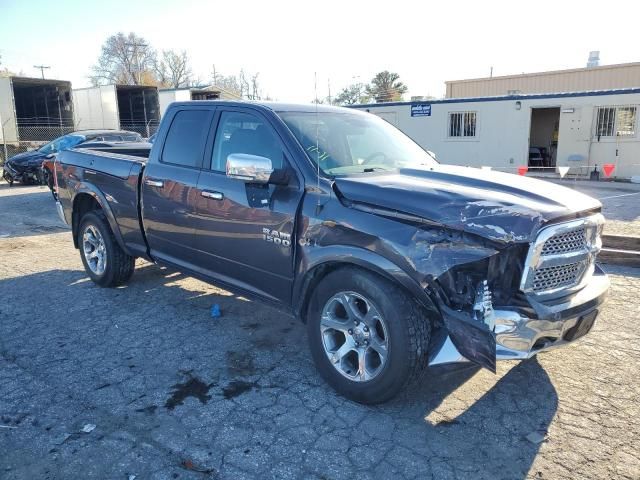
[307,267,431,404]
[78,210,135,287]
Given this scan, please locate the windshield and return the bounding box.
[39,134,85,154]
[278,111,437,176]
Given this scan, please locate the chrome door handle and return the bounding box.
[144,178,164,188]
[201,190,223,200]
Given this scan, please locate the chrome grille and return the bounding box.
[520,214,604,299]
[541,227,587,256]
[532,262,587,292]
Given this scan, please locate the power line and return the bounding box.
[33,65,50,79]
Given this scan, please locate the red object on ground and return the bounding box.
[603,164,615,177]
[518,166,528,176]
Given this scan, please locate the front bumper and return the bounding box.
[3,162,19,177]
[429,266,609,368]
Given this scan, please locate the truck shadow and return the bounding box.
[0,263,557,479]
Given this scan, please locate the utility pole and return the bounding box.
[327,78,332,105]
[125,41,148,84]
[33,65,50,79]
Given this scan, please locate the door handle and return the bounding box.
[201,190,224,200]
[144,178,164,188]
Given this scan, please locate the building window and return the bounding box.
[596,106,636,137]
[448,111,477,138]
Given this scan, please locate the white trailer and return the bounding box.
[158,85,243,116]
[72,84,160,138]
[354,88,640,180]
[0,76,74,147]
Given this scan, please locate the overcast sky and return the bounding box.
[1,0,639,102]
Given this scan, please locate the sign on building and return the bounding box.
[411,104,432,117]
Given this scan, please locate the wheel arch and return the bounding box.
[293,246,439,322]
[71,186,131,255]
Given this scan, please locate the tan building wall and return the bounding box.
[446,62,640,98]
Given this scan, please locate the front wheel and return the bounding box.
[307,267,431,404]
[78,210,135,287]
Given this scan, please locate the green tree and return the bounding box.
[334,83,370,105]
[366,71,408,103]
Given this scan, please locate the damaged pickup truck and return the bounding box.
[54,101,609,403]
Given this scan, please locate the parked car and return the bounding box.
[2,130,143,187]
[54,102,609,403]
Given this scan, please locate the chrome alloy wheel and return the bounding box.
[82,225,107,275]
[320,291,389,382]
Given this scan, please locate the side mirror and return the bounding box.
[226,153,274,184]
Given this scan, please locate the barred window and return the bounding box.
[448,111,476,138]
[596,106,636,137]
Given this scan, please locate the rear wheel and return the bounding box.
[307,267,431,404]
[78,210,135,287]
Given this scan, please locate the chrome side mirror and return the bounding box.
[226,153,273,183]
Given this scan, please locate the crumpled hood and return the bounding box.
[7,150,45,166]
[333,164,601,243]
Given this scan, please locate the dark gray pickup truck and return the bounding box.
[55,101,609,403]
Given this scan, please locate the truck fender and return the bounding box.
[71,184,133,256]
[292,244,437,320]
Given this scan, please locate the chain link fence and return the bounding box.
[1,118,160,165]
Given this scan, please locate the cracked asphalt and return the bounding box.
[1,184,639,480]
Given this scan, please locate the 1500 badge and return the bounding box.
[262,228,291,247]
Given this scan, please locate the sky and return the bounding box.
[1,0,639,102]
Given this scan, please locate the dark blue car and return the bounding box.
[2,130,142,186]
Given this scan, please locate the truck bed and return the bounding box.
[57,147,149,257]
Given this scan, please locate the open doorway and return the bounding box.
[528,107,560,170]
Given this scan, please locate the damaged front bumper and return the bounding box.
[429,266,610,371]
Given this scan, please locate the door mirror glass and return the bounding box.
[226,153,273,183]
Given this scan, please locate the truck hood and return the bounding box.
[333,165,601,243]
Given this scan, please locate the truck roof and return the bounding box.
[168,100,365,114]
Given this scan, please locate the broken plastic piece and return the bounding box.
[211,304,221,318]
[81,423,96,433]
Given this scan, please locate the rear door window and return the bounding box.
[162,110,213,168]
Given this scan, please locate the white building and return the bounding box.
[158,85,242,116]
[352,88,640,180]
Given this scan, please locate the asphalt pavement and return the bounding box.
[0,183,639,479]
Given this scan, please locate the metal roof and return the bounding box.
[349,87,640,109]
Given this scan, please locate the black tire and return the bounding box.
[78,210,135,287]
[307,267,431,404]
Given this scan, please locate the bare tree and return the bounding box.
[210,66,264,100]
[0,54,15,78]
[154,50,192,88]
[90,32,155,85]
